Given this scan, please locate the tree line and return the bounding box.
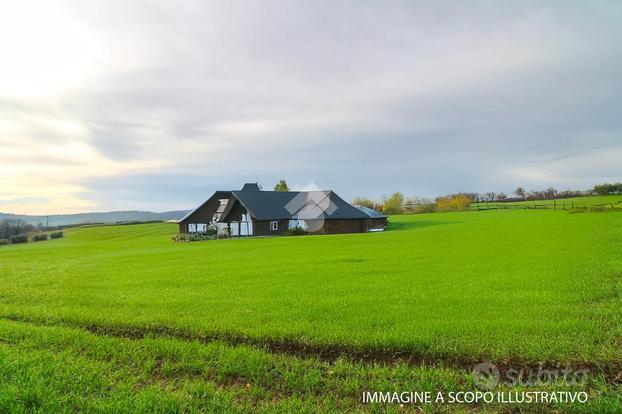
[592,182,622,195]
[0,219,63,246]
[352,181,621,215]
[353,193,473,214]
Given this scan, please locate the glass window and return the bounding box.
[270,221,278,231]
[188,223,197,233]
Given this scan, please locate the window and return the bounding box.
[288,219,307,230]
[197,223,207,232]
[270,221,279,231]
[188,223,197,233]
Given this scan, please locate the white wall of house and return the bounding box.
[187,223,208,233]
[230,223,239,236]
[240,220,253,236]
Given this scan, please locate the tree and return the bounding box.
[0,219,33,240]
[484,192,496,202]
[593,184,608,195]
[545,187,557,199]
[435,194,471,211]
[352,197,376,209]
[403,197,417,213]
[514,187,526,199]
[496,192,507,201]
[593,183,622,195]
[382,192,404,215]
[273,179,289,192]
[465,193,480,202]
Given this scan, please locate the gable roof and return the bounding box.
[178,186,376,223]
[176,190,230,223]
[230,190,369,221]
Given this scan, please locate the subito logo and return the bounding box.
[472,362,500,390]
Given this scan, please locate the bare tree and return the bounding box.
[545,187,557,199]
[352,197,376,209]
[514,187,526,199]
[0,219,33,239]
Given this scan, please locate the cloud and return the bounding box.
[1,0,621,213]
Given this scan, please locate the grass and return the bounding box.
[0,210,621,412]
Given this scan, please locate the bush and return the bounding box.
[10,235,28,244]
[191,233,217,241]
[172,233,188,242]
[287,226,308,236]
[216,228,230,239]
[435,194,471,211]
[50,231,64,239]
[172,232,218,242]
[0,239,9,246]
[32,233,48,242]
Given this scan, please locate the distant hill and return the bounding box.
[0,210,191,227]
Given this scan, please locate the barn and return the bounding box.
[177,183,387,236]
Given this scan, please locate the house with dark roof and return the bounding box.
[177,183,387,236]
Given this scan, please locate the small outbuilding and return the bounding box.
[177,183,387,236]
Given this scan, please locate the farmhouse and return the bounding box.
[177,183,387,236]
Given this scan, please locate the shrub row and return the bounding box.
[286,226,308,236]
[10,235,28,244]
[0,231,64,246]
[32,234,48,242]
[172,231,230,243]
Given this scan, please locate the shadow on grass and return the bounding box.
[386,218,461,231]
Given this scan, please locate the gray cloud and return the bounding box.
[2,0,621,212]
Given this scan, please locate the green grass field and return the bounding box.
[0,210,621,412]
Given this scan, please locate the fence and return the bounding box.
[469,199,622,211]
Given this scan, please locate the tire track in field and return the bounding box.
[2,314,621,384]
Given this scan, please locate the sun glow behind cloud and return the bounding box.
[0,2,99,98]
[0,1,174,214]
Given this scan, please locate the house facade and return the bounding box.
[177,183,387,236]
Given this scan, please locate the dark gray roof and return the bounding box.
[176,190,231,223]
[231,190,369,221]
[354,205,387,218]
[241,183,261,191]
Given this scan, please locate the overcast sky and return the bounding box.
[1,1,621,214]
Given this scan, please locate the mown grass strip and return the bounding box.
[1,314,620,385]
[1,318,621,413]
